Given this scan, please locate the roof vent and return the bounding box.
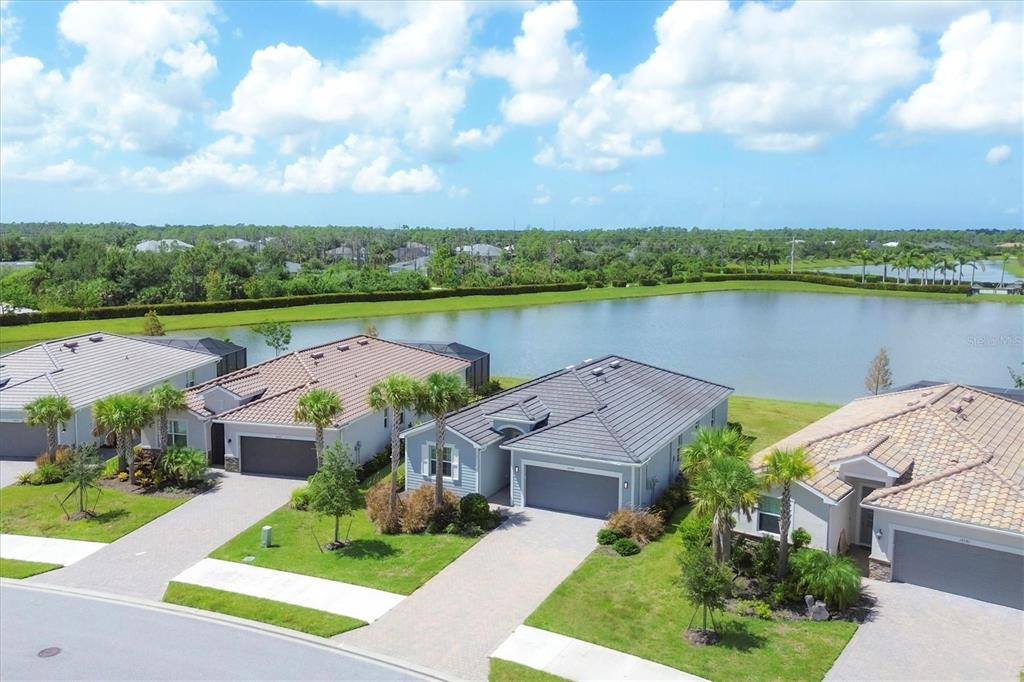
[337,344,350,352]
[591,367,604,376]
[948,403,962,414]
[89,335,103,343]
[63,341,79,351]
[357,339,370,346]
[609,359,621,369]
[310,352,325,360]
[0,378,8,388]
[962,392,974,403]
[583,358,592,363]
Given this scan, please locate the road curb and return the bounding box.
[0,579,452,681]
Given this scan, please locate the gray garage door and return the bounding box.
[240,436,317,478]
[893,530,1024,609]
[524,466,619,518]
[0,422,48,459]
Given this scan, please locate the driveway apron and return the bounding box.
[27,472,302,601]
[338,507,602,681]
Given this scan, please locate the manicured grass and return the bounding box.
[4,279,1013,347]
[526,507,857,682]
[1004,257,1024,278]
[210,505,478,595]
[0,483,189,543]
[489,659,569,682]
[728,395,838,452]
[493,375,529,390]
[0,557,62,579]
[163,581,364,637]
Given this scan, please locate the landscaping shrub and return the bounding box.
[101,455,120,478]
[474,379,504,397]
[730,537,756,576]
[459,493,491,527]
[701,272,970,295]
[736,599,774,620]
[651,477,688,516]
[790,549,862,611]
[791,527,812,552]
[27,461,66,485]
[606,507,665,545]
[597,528,623,545]
[638,278,660,286]
[612,537,641,556]
[611,280,628,288]
[291,485,311,511]
[159,447,207,484]
[679,511,712,553]
[357,448,392,482]
[752,536,779,581]
[402,484,459,534]
[365,478,405,534]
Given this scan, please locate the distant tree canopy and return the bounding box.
[0,223,1019,311]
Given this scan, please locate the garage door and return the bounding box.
[240,436,317,478]
[524,466,619,518]
[893,531,1024,609]
[0,422,48,459]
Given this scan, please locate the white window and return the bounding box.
[186,370,196,388]
[757,495,781,534]
[426,445,457,480]
[168,420,188,448]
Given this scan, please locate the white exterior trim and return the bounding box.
[400,420,478,446]
[888,524,1024,564]
[504,445,643,468]
[862,504,1024,542]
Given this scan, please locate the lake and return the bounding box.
[189,291,1023,404]
[820,259,1021,284]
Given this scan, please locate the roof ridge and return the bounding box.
[291,350,317,383]
[591,408,640,461]
[800,401,931,450]
[214,383,311,421]
[569,368,606,411]
[851,383,954,403]
[863,455,991,504]
[602,355,736,393]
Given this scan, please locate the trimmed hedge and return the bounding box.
[0,282,588,326]
[702,272,971,295]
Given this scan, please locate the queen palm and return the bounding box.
[415,372,470,506]
[855,249,874,283]
[24,395,74,463]
[149,382,186,455]
[761,447,815,579]
[877,249,894,282]
[294,388,344,466]
[92,393,153,485]
[688,455,760,563]
[681,426,749,479]
[368,373,419,516]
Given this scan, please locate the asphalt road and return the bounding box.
[0,582,430,681]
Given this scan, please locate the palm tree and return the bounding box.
[688,456,760,563]
[24,395,74,463]
[294,388,344,466]
[368,373,418,515]
[149,382,186,455]
[761,447,815,579]
[92,394,153,485]
[415,372,470,506]
[962,250,984,286]
[877,249,894,282]
[855,249,874,283]
[681,426,749,479]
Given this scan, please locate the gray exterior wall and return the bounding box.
[477,441,509,497]
[404,427,478,496]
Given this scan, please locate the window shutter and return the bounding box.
[452,449,459,482]
[421,445,429,476]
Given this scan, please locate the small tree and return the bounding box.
[61,443,103,517]
[253,321,292,356]
[149,382,186,456]
[307,442,360,549]
[1010,363,1024,389]
[367,373,418,523]
[415,372,470,507]
[364,323,379,337]
[864,347,893,395]
[294,388,344,466]
[680,545,732,637]
[92,393,153,485]
[24,395,74,463]
[143,309,165,336]
[761,447,815,579]
[688,455,760,563]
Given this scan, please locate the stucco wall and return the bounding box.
[869,508,1024,567]
[735,483,831,551]
[404,427,478,497]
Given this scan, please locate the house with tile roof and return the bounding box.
[143,335,469,477]
[0,332,218,458]
[736,383,1024,609]
[402,356,732,518]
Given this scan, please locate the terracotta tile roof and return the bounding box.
[185,335,468,427]
[755,384,1024,534]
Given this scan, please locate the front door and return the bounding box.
[858,485,878,546]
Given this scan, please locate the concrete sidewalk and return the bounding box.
[28,472,301,600]
[173,558,404,623]
[1,534,107,565]
[0,460,34,488]
[338,508,602,680]
[493,625,705,681]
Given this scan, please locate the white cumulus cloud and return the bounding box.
[453,125,503,149]
[570,195,603,206]
[611,183,633,193]
[986,144,1013,165]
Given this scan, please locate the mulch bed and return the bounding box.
[98,478,209,498]
[683,628,721,646]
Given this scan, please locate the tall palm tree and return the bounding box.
[294,388,344,466]
[962,250,984,286]
[415,372,470,506]
[681,426,749,479]
[877,249,894,282]
[688,456,760,563]
[855,249,874,283]
[93,394,153,485]
[761,447,815,579]
[24,395,74,463]
[368,373,419,515]
[149,382,186,455]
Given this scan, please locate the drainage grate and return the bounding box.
[37,648,61,658]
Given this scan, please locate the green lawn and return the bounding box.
[5,278,1013,348]
[0,483,190,543]
[0,557,62,579]
[1004,257,1024,278]
[728,395,838,451]
[489,659,569,682]
[526,508,857,682]
[163,582,363,637]
[210,505,478,595]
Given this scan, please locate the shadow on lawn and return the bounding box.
[80,508,128,524]
[337,539,398,559]
[716,619,768,652]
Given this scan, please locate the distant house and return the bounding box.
[143,336,470,477]
[388,255,430,274]
[456,243,503,260]
[136,337,247,377]
[392,241,430,261]
[0,333,218,458]
[881,241,900,248]
[325,245,366,263]
[284,260,302,274]
[0,303,38,315]
[219,238,256,249]
[997,242,1024,249]
[737,384,1024,609]
[135,239,193,252]
[402,356,731,518]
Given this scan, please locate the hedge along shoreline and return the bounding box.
[700,272,972,295]
[0,282,588,326]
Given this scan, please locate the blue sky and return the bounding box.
[0,0,1021,229]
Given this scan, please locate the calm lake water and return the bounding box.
[821,259,1021,284]
[188,291,1023,404]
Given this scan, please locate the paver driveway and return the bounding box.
[339,507,602,681]
[28,471,302,600]
[827,579,1024,681]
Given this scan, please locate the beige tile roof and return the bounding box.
[186,335,468,428]
[754,384,1024,534]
